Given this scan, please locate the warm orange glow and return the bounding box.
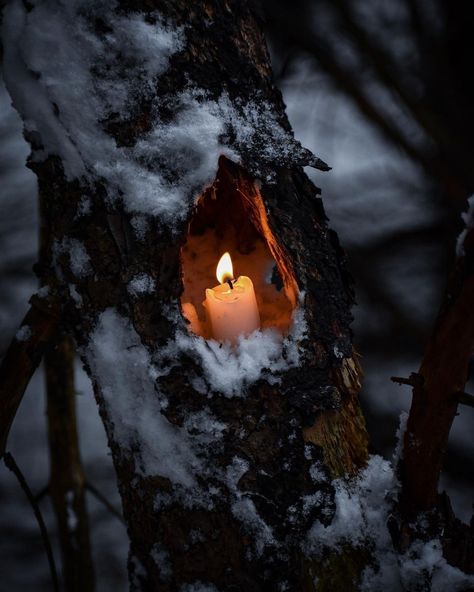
[216,252,234,284]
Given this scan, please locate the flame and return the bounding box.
[216,252,234,284]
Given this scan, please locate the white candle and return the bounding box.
[204,252,260,343]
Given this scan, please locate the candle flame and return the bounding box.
[216,252,234,284]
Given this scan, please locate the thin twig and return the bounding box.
[34,484,49,503]
[391,373,424,388]
[456,391,474,409]
[3,452,59,592]
[86,482,125,524]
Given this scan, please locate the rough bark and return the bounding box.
[5,1,369,589]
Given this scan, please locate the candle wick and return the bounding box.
[226,278,234,290]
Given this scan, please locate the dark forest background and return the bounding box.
[1,0,473,589]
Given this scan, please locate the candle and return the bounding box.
[204,252,260,343]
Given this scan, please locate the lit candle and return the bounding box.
[204,252,260,343]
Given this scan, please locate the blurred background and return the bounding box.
[1,0,473,589]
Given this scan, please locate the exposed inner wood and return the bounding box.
[180,163,298,338]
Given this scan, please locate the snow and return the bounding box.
[85,308,290,554]
[180,583,219,592]
[53,238,91,278]
[399,539,474,592]
[15,325,31,341]
[76,196,91,217]
[305,455,397,554]
[130,216,149,239]
[127,273,156,297]
[85,309,208,488]
[66,490,78,532]
[226,456,276,556]
[69,283,83,306]
[37,285,49,298]
[4,2,471,586]
[151,543,172,583]
[393,411,408,462]
[456,194,474,257]
[68,239,92,278]
[163,297,307,397]
[305,452,474,591]
[2,1,321,227]
[85,304,303,464]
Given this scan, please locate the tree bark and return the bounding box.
[3,1,369,589]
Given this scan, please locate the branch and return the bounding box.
[391,373,424,388]
[397,253,474,522]
[456,391,474,409]
[3,452,59,592]
[86,481,125,524]
[0,293,60,456]
[329,0,459,156]
[45,334,95,590]
[265,2,433,175]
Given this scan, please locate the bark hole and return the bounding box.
[180,161,298,341]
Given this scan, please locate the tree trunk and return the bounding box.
[2,1,369,589]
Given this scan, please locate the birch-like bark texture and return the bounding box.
[2,1,369,589]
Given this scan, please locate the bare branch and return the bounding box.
[456,391,474,409]
[3,452,60,592]
[0,293,60,456]
[398,254,474,522]
[45,334,95,591]
[86,482,125,524]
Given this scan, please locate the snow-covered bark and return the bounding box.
[1,0,373,589]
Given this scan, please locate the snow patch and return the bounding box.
[76,196,91,217]
[53,238,91,278]
[163,302,307,398]
[15,325,31,341]
[3,2,321,226]
[151,543,172,583]
[86,308,281,554]
[69,283,83,306]
[456,195,474,257]
[86,309,207,486]
[180,583,219,592]
[37,285,50,298]
[66,490,78,532]
[305,455,397,554]
[128,273,156,297]
[305,454,474,591]
[226,456,276,556]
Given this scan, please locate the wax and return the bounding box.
[204,275,260,343]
